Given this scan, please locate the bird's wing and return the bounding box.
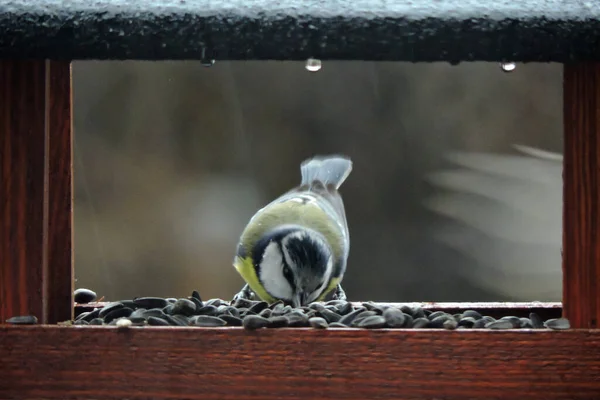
[424,145,562,301]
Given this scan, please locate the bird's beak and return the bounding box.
[292,293,302,308]
[292,292,308,308]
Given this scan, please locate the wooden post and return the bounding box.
[0,61,73,324]
[563,63,600,329]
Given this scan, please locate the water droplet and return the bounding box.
[305,58,322,72]
[201,47,215,67]
[500,62,516,72]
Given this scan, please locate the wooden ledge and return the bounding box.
[1,326,599,399]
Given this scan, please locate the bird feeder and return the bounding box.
[1,1,599,398]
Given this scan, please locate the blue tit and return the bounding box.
[232,155,352,307]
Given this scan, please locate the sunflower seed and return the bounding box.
[412,317,429,328]
[162,305,175,315]
[383,307,405,328]
[75,311,91,321]
[402,313,414,328]
[358,315,387,329]
[205,298,224,307]
[317,309,342,323]
[74,288,97,304]
[142,308,166,318]
[335,302,353,315]
[147,316,170,326]
[89,318,104,325]
[220,315,242,326]
[287,313,309,327]
[81,308,101,322]
[269,300,285,310]
[485,320,513,330]
[412,308,426,319]
[462,310,482,320]
[458,317,476,328]
[429,315,451,328]
[98,302,125,318]
[339,308,365,326]
[74,319,89,325]
[193,316,227,327]
[196,305,218,316]
[248,301,269,314]
[544,318,570,330]
[519,318,533,328]
[500,316,522,328]
[309,317,329,329]
[189,296,204,310]
[166,298,177,304]
[309,303,326,312]
[443,319,458,330]
[328,322,349,328]
[529,312,544,329]
[104,307,133,323]
[128,317,147,324]
[259,308,272,318]
[268,316,289,328]
[473,319,488,329]
[172,298,197,317]
[243,315,270,330]
[233,298,254,308]
[191,290,203,305]
[133,297,168,309]
[428,311,447,321]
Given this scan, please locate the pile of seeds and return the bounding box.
[5,288,571,330]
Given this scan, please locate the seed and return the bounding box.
[128,317,147,324]
[412,307,426,319]
[429,315,451,328]
[220,315,242,326]
[196,305,218,316]
[233,298,255,308]
[529,312,544,329]
[383,307,405,328]
[81,308,101,322]
[443,319,458,330]
[74,288,97,304]
[104,307,133,323]
[519,318,533,328]
[75,311,91,321]
[544,318,571,330]
[162,305,175,315]
[193,316,227,327]
[259,308,272,318]
[328,322,349,328]
[351,311,378,327]
[481,316,496,324]
[412,317,429,328]
[74,320,89,325]
[89,318,104,325]
[169,314,190,326]
[462,310,482,320]
[473,319,487,329]
[317,309,342,323]
[485,320,514,330]
[142,308,166,318]
[269,300,285,310]
[147,316,170,326]
[222,306,240,318]
[116,318,133,328]
[402,313,414,328]
[358,315,387,329]
[191,290,203,305]
[133,297,168,309]
[428,311,447,321]
[309,317,329,329]
[166,298,177,304]
[268,316,289,328]
[172,298,197,317]
[335,302,353,315]
[189,297,204,310]
[98,302,125,318]
[458,317,476,328]
[500,316,521,328]
[205,298,224,307]
[309,303,326,312]
[286,313,309,327]
[248,301,269,314]
[243,315,270,330]
[339,308,365,326]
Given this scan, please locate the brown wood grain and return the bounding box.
[0,60,73,324]
[1,326,599,399]
[563,63,600,329]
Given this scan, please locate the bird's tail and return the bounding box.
[300,155,353,190]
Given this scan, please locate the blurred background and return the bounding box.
[72,61,563,303]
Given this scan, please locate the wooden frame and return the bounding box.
[1,1,599,399]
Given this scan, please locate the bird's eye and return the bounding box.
[282,265,294,282]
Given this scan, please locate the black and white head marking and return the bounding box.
[254,226,333,306]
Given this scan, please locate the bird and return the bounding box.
[424,144,562,301]
[232,155,353,307]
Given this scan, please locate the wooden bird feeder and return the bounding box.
[1,1,600,398]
